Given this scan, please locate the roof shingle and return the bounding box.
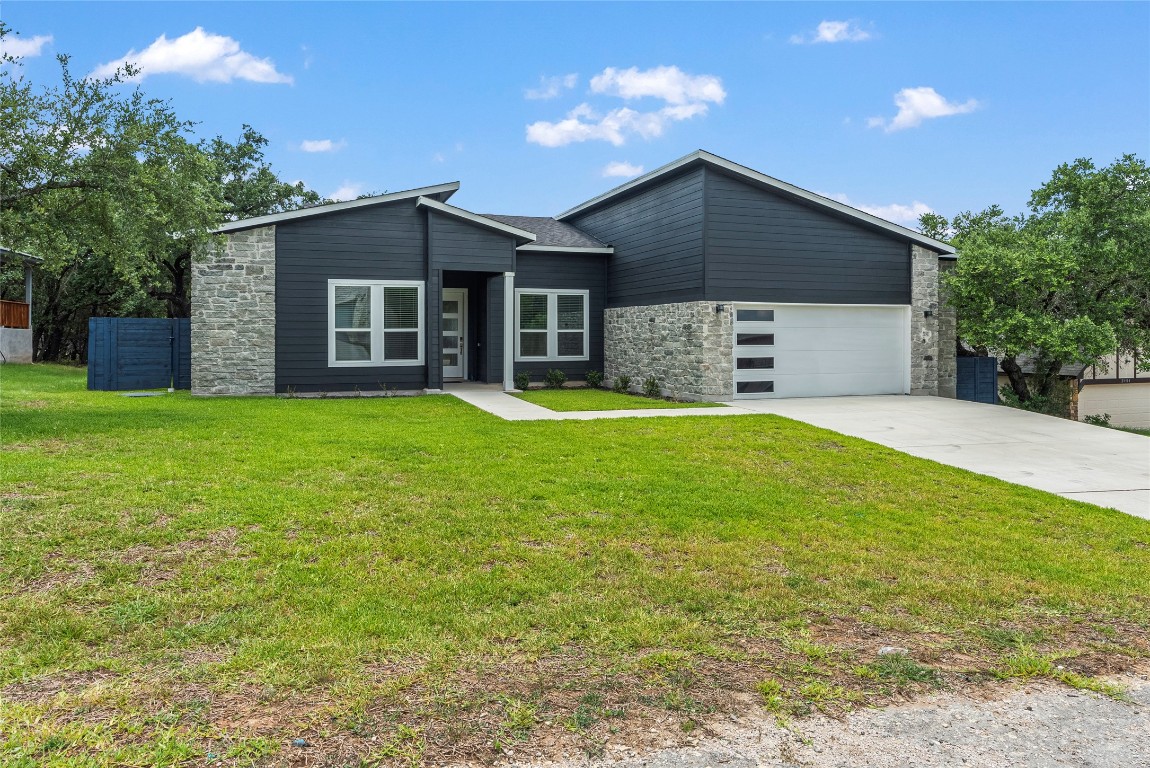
[482,215,608,249]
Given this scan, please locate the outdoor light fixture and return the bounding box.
[714,304,726,313]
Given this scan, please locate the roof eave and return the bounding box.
[0,246,43,264]
[556,150,957,255]
[517,244,614,255]
[210,182,461,234]
[416,197,537,244]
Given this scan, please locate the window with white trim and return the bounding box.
[328,280,424,366]
[515,289,589,361]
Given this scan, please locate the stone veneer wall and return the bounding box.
[191,226,276,395]
[936,259,957,398]
[910,243,941,396]
[604,301,733,400]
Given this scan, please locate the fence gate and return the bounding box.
[956,356,998,404]
[87,318,191,391]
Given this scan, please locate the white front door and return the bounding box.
[442,289,466,380]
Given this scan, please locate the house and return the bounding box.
[1079,351,1149,429]
[0,247,40,364]
[192,150,957,400]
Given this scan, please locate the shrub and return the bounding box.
[513,371,530,391]
[585,370,604,389]
[642,375,661,398]
[613,374,632,393]
[998,378,1073,418]
[543,368,567,388]
[1083,413,1112,427]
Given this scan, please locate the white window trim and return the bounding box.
[514,288,590,362]
[328,279,425,367]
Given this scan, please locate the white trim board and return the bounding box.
[212,183,460,234]
[555,150,956,255]
[517,244,614,254]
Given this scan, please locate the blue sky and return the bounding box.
[4,2,1148,225]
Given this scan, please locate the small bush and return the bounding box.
[613,374,632,393]
[999,378,1073,418]
[585,370,604,389]
[543,368,567,388]
[1084,413,1112,427]
[642,375,661,398]
[513,371,530,390]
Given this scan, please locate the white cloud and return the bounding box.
[525,73,578,100]
[868,86,980,132]
[90,27,292,84]
[790,20,872,44]
[828,193,933,226]
[1,34,53,59]
[590,65,725,105]
[299,138,345,153]
[602,161,644,178]
[330,183,364,201]
[527,65,724,148]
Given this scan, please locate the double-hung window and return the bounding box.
[515,289,589,361]
[328,279,424,366]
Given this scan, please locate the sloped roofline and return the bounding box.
[416,197,537,245]
[210,182,461,234]
[0,246,43,264]
[556,150,957,255]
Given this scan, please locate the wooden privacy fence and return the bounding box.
[956,356,998,404]
[0,300,30,329]
[87,318,191,391]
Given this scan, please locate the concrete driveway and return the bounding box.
[726,396,1150,520]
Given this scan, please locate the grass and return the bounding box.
[2,364,1147,766]
[514,387,720,411]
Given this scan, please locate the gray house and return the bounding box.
[193,150,957,400]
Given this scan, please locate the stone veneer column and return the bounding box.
[191,226,276,395]
[936,259,957,398]
[604,301,733,400]
[910,244,940,396]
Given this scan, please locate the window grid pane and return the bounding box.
[334,286,371,329]
[335,331,372,361]
[519,294,548,331]
[384,331,419,361]
[557,294,585,330]
[557,331,584,357]
[384,286,419,329]
[520,331,547,357]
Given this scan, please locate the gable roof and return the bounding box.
[211,182,460,234]
[556,150,957,255]
[482,215,611,251]
[416,197,536,245]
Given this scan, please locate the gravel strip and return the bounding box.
[500,672,1148,768]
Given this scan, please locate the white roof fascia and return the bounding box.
[211,182,461,234]
[416,197,537,243]
[517,244,613,254]
[556,150,956,255]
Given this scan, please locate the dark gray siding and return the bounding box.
[514,252,607,381]
[486,275,505,384]
[704,169,911,304]
[428,212,515,273]
[567,168,705,308]
[275,201,426,393]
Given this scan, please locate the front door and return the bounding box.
[442,288,466,380]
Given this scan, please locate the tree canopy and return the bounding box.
[924,155,1150,403]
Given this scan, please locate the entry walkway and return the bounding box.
[442,383,748,422]
[445,385,1150,519]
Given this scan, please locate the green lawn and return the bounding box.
[514,387,720,411]
[1,364,1147,767]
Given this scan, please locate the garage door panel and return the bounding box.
[733,303,907,399]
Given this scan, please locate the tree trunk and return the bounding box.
[1000,356,1031,401]
[1034,359,1065,398]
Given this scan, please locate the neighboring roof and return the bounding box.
[0,246,43,265]
[481,215,611,252]
[211,182,460,234]
[556,149,957,255]
[416,197,536,245]
[1006,355,1088,379]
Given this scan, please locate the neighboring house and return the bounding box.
[0,247,39,364]
[1079,351,1149,429]
[192,150,957,400]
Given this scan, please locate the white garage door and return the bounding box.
[732,304,909,399]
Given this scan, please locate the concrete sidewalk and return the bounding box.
[443,383,748,422]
